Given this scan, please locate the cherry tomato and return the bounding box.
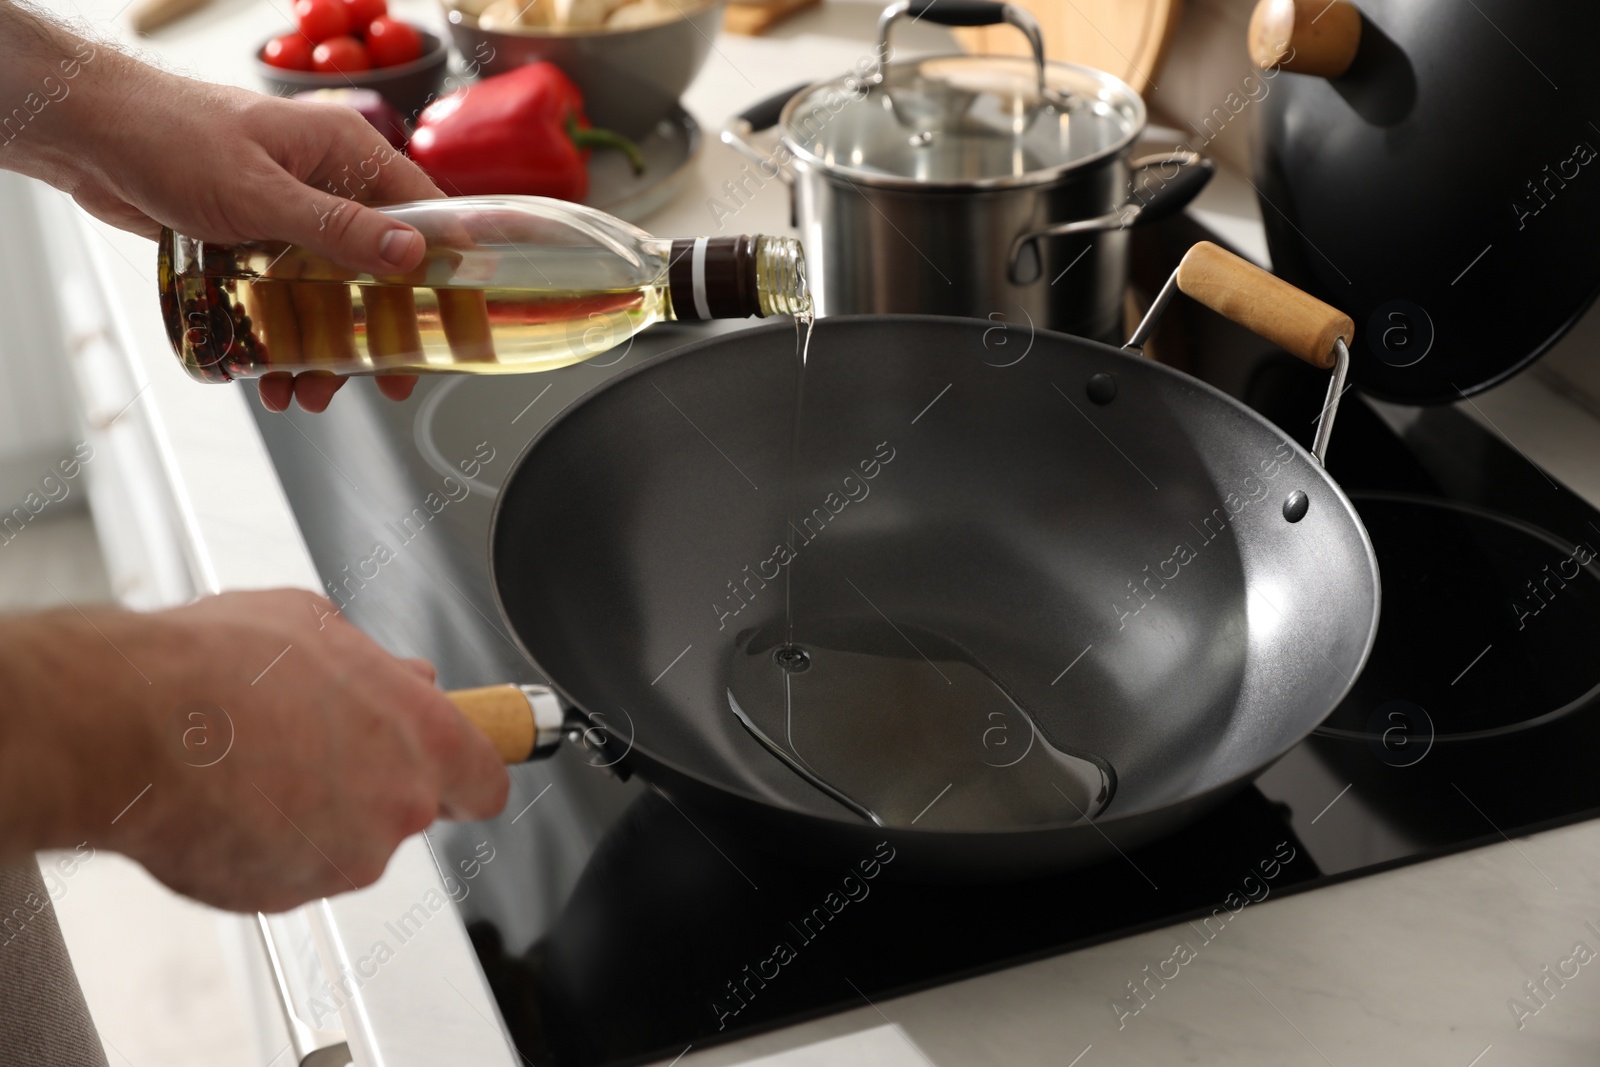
[364,16,422,67]
[341,0,387,28]
[294,0,350,43]
[261,33,314,71]
[312,35,371,73]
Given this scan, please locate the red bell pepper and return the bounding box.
[407,63,643,202]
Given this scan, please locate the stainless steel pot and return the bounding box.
[721,0,1213,340]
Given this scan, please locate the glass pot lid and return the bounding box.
[779,3,1145,190]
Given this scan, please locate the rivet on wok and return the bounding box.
[1283,490,1310,523]
[1086,373,1117,405]
[774,646,811,673]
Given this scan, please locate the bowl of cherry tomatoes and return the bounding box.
[256,0,449,123]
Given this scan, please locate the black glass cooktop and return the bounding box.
[255,264,1600,1067]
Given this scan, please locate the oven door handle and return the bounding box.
[257,912,354,1067]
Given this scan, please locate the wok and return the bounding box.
[445,242,1381,879]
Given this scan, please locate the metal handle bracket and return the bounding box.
[1123,244,1353,466]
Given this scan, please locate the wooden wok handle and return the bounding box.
[447,685,564,764]
[1248,0,1361,78]
[1175,242,1353,369]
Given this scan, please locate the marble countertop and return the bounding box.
[679,813,1600,1066]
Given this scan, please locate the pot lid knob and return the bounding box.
[1248,0,1362,78]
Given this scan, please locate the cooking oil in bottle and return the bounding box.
[157,196,809,382]
[725,618,1115,830]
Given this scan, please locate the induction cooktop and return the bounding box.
[255,232,1600,1067]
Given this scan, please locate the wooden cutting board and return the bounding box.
[724,0,822,35]
[951,0,1183,96]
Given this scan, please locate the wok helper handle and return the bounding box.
[447,685,565,763]
[1125,241,1352,463]
[1174,242,1353,369]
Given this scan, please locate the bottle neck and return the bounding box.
[665,236,810,320]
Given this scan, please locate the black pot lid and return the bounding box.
[1254,0,1600,403]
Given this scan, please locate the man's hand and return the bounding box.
[0,590,510,913]
[0,5,440,412]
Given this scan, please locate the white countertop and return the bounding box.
[28,0,1600,1062]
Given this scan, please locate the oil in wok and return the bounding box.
[725,618,1114,831]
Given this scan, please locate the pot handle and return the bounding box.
[876,0,1048,101]
[733,81,813,135]
[448,684,566,763]
[1124,241,1354,464]
[1006,152,1215,283]
[720,82,813,187]
[1125,152,1216,226]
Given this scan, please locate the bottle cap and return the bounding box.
[668,236,763,320]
